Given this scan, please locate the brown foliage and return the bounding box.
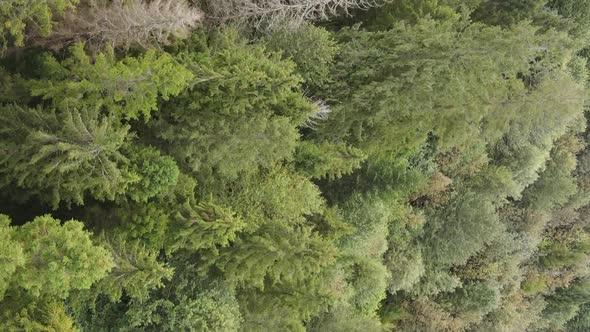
[205,0,384,31]
[36,0,202,50]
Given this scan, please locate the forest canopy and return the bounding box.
[2,0,590,331]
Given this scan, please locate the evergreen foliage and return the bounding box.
[3,1,590,330]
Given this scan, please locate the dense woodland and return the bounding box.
[3,0,590,330]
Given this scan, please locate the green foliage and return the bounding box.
[320,18,572,154]
[439,281,501,317]
[207,167,325,232]
[542,279,590,330]
[547,0,590,43]
[0,215,24,298]
[125,145,179,202]
[309,305,387,332]
[521,136,581,210]
[567,302,590,331]
[90,235,174,301]
[114,202,170,250]
[166,200,245,253]
[0,295,78,332]
[471,0,549,26]
[265,23,338,90]
[423,191,503,267]
[155,28,313,179]
[0,105,132,208]
[0,0,78,49]
[73,260,242,331]
[204,221,336,289]
[490,74,585,193]
[360,0,459,30]
[29,43,193,121]
[10,215,113,299]
[3,2,590,330]
[294,140,366,180]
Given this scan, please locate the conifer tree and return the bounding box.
[0,105,132,208]
[0,294,78,332]
[0,215,24,298]
[166,201,245,253]
[9,215,113,299]
[153,29,313,179]
[294,140,367,180]
[91,235,174,301]
[204,221,336,289]
[29,42,193,120]
[0,0,78,50]
[44,0,202,50]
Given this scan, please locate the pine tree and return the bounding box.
[28,42,193,120]
[153,29,313,180]
[0,0,78,50]
[92,235,174,301]
[0,215,24,298]
[125,145,180,203]
[166,201,246,253]
[42,0,202,50]
[0,105,132,208]
[204,221,336,289]
[294,140,367,180]
[319,17,574,155]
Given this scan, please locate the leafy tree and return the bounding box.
[237,273,337,331]
[202,167,325,232]
[72,257,242,331]
[0,105,132,208]
[491,75,586,193]
[471,0,550,26]
[113,202,170,250]
[358,0,459,30]
[567,302,590,331]
[547,0,590,43]
[29,42,193,120]
[438,281,501,319]
[521,135,581,211]
[541,279,590,330]
[308,305,387,332]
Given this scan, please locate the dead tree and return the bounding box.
[37,0,202,50]
[206,0,385,31]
